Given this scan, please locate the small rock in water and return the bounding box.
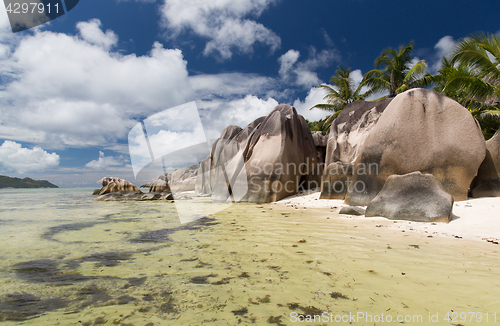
[339,206,366,216]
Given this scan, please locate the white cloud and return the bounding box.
[278,47,339,88]
[76,19,118,51]
[160,0,280,60]
[85,151,126,170]
[189,72,276,100]
[431,35,456,72]
[292,87,331,121]
[0,140,59,174]
[350,69,364,88]
[435,35,456,58]
[16,100,134,148]
[0,20,195,150]
[198,95,279,140]
[278,49,300,76]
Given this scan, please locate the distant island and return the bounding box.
[0,175,58,189]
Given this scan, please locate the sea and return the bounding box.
[1,188,500,325]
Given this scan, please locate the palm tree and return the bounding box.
[363,41,427,97]
[420,57,472,100]
[310,66,374,131]
[446,32,500,111]
[420,33,500,139]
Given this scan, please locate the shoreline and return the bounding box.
[276,190,500,244]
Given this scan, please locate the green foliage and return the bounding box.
[423,32,500,138]
[309,66,373,131]
[447,32,500,110]
[311,66,374,113]
[307,117,328,132]
[0,175,58,188]
[364,41,427,97]
[470,110,500,140]
[309,35,500,137]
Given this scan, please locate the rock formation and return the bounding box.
[95,191,174,201]
[95,177,140,195]
[365,172,454,222]
[141,175,171,193]
[236,104,321,203]
[93,176,176,201]
[320,98,393,199]
[470,129,500,197]
[339,206,365,216]
[343,89,486,205]
[311,131,328,167]
[195,105,322,203]
[170,165,199,192]
[195,119,264,197]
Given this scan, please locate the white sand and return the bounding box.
[276,190,500,243]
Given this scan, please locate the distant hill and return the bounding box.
[0,175,58,188]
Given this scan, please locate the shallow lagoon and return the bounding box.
[1,188,500,325]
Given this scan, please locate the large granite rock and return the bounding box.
[95,191,174,201]
[470,129,500,197]
[95,177,140,195]
[365,172,453,222]
[320,98,393,199]
[311,131,328,168]
[236,104,321,203]
[195,155,213,195]
[170,165,199,192]
[344,89,486,205]
[195,118,265,197]
[196,105,322,203]
[141,175,171,193]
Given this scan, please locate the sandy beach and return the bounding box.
[276,190,500,244]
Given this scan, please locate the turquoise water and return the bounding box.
[1,188,500,325]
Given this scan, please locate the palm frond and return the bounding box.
[403,60,427,85]
[310,103,342,112]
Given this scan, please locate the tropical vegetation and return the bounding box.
[309,33,500,139]
[309,66,374,131]
[424,32,500,138]
[0,175,58,188]
[363,41,427,97]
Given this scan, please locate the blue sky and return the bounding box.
[0,0,499,187]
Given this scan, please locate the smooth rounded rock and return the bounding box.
[470,129,500,197]
[321,98,393,200]
[365,171,454,222]
[345,89,486,205]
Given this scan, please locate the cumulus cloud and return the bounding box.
[0,20,195,149]
[431,35,456,72]
[76,19,118,50]
[85,151,126,170]
[189,72,276,100]
[160,0,280,60]
[278,49,300,76]
[278,47,339,88]
[198,95,279,140]
[292,87,331,121]
[0,140,59,173]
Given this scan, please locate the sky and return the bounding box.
[0,0,499,187]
